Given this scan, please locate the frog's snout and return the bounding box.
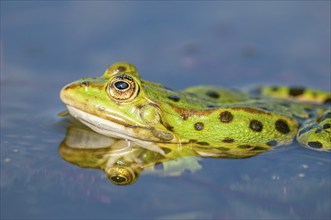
[60,83,75,105]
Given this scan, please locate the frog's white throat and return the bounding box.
[66,106,155,148]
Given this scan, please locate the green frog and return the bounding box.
[60,62,331,153]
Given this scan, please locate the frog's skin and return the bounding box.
[60,62,331,152]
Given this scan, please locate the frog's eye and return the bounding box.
[104,166,139,185]
[107,74,139,102]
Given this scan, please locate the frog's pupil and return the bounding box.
[111,175,127,183]
[115,81,129,90]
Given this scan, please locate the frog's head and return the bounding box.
[60,62,177,144]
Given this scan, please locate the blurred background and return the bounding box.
[1,1,330,219]
[2,1,330,88]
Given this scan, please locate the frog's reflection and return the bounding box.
[59,124,266,185]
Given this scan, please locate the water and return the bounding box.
[1,2,330,219]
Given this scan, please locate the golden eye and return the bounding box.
[104,166,138,185]
[107,74,139,102]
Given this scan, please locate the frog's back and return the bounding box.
[151,83,330,152]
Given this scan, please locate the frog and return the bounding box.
[60,62,331,153]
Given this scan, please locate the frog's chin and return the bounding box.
[66,106,154,147]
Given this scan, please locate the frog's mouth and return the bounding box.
[66,106,176,145]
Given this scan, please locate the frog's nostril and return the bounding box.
[80,81,90,87]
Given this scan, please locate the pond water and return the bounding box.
[1,2,330,219]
